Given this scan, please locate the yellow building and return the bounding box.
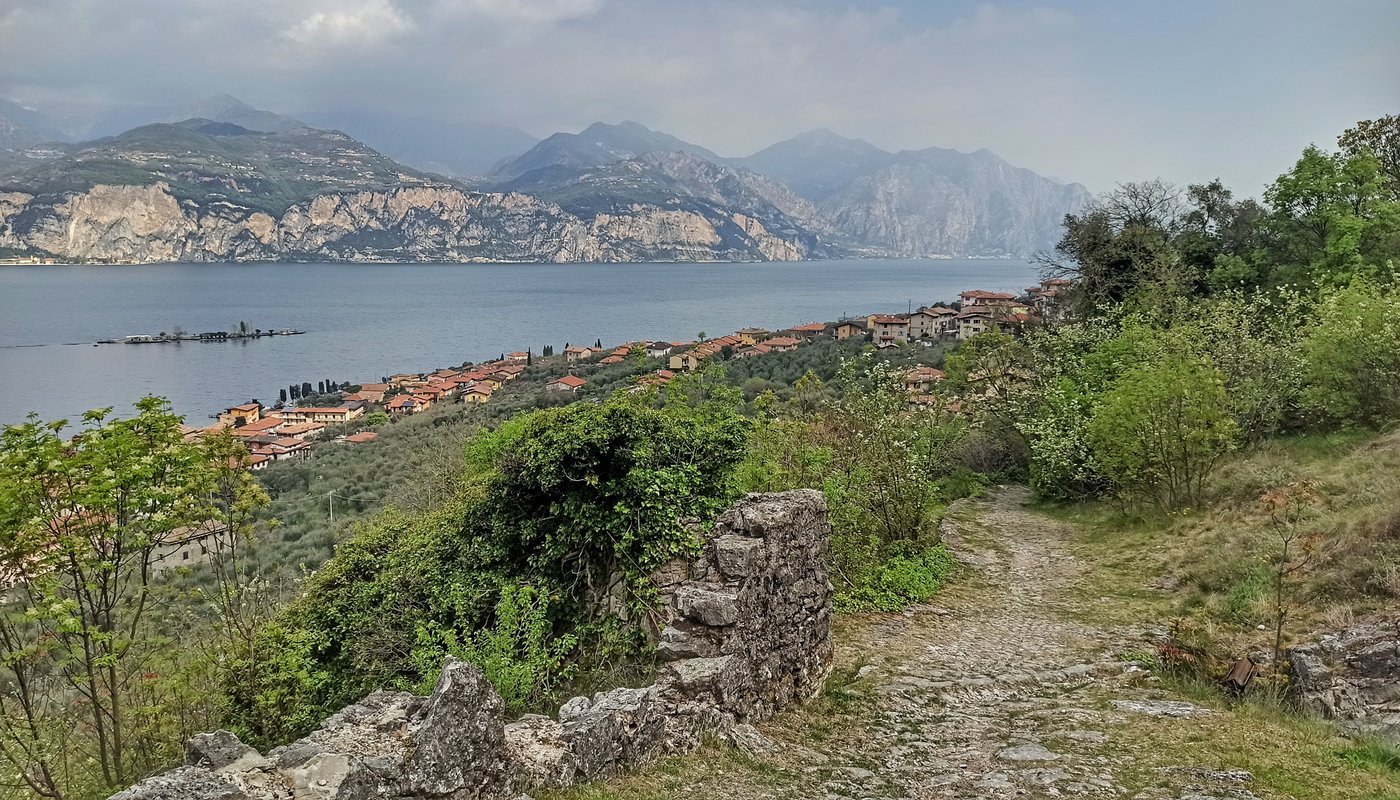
[217,402,262,427]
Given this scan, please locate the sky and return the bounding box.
[1,0,1396,194]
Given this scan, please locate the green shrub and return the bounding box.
[1088,353,1238,511]
[404,584,578,713]
[1302,280,1400,428]
[227,396,749,746]
[835,546,957,613]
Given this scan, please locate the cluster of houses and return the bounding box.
[377,356,532,416]
[829,285,1057,346]
[189,279,1063,472]
[181,401,371,469]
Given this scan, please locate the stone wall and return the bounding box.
[1289,618,1400,738]
[110,490,832,800]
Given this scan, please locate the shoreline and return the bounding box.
[0,254,1024,268]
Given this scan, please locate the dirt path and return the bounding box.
[731,487,1256,800]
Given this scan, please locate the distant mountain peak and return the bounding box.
[489,120,720,180]
[161,95,305,134]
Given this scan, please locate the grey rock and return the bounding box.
[505,716,572,788]
[656,625,719,661]
[1160,766,1253,784]
[1061,730,1108,744]
[108,766,246,800]
[406,657,511,798]
[668,655,740,692]
[997,743,1059,762]
[187,730,263,772]
[713,535,762,577]
[1112,700,1212,718]
[725,723,777,757]
[1290,618,1400,735]
[674,586,741,627]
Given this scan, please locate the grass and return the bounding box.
[1099,686,1400,800]
[1045,430,1400,648]
[1337,737,1400,774]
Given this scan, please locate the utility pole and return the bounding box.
[328,491,334,522]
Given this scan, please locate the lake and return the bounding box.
[0,259,1037,427]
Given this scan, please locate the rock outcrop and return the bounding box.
[1290,618,1400,737]
[110,490,832,800]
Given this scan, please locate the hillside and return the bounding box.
[0,99,64,150]
[494,150,843,258]
[159,93,307,133]
[0,123,826,263]
[0,120,440,215]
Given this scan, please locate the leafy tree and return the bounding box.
[1087,354,1238,511]
[1339,114,1400,200]
[1264,145,1398,285]
[1037,180,1188,316]
[0,398,266,798]
[1176,179,1268,292]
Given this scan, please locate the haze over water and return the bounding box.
[0,259,1036,427]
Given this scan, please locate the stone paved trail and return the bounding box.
[734,487,1257,800]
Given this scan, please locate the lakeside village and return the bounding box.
[182,280,1063,472]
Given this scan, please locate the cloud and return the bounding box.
[283,0,413,47]
[432,0,603,24]
[0,0,1395,193]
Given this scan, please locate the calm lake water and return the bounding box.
[0,259,1036,427]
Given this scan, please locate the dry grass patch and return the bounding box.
[1048,432,1400,652]
[1100,691,1400,800]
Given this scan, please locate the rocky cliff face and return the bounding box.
[1290,618,1400,737]
[109,490,833,800]
[816,151,1089,258]
[0,182,818,263]
[736,130,1091,257]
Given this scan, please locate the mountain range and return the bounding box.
[0,94,1090,263]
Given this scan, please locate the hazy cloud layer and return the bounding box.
[1,0,1396,193]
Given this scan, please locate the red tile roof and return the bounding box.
[551,375,587,389]
[870,316,907,325]
[343,431,378,443]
